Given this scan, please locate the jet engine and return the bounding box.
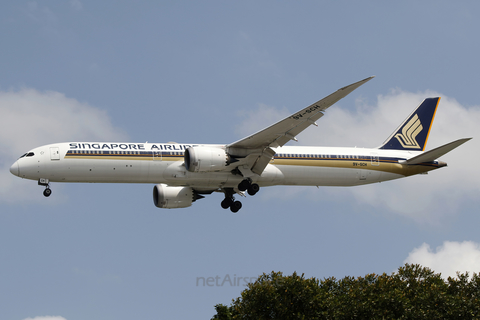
[184,147,229,172]
[153,184,202,208]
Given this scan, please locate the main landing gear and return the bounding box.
[237,178,260,196]
[221,179,261,213]
[221,194,242,213]
[38,178,52,197]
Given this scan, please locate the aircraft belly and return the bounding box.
[273,165,403,187]
[163,162,282,189]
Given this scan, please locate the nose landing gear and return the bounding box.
[38,178,52,197]
[43,187,52,197]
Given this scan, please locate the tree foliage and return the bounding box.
[211,264,480,320]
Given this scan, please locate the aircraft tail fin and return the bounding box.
[379,97,440,151]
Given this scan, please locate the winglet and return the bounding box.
[379,97,440,151]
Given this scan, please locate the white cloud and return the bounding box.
[237,89,480,222]
[404,241,480,279]
[0,88,128,203]
[23,317,67,320]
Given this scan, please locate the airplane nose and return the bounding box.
[10,161,19,176]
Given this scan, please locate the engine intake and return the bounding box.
[184,147,228,172]
[153,184,202,209]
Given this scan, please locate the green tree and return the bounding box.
[211,264,480,320]
[232,271,324,319]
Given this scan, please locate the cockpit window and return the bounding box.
[19,152,34,159]
[19,153,27,158]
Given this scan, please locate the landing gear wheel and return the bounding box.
[238,179,250,192]
[247,183,260,196]
[222,188,242,213]
[230,201,242,213]
[43,188,52,197]
[221,197,233,209]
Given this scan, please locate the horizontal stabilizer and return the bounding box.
[400,138,472,165]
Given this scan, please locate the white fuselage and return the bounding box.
[10,142,442,191]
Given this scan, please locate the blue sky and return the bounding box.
[1,1,480,319]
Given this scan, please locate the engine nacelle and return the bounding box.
[153,184,195,209]
[184,147,228,172]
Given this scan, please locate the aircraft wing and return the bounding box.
[226,76,374,175]
[228,76,374,150]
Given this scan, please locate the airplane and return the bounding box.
[9,76,471,213]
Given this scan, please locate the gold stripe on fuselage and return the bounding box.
[272,157,439,176]
[64,151,439,177]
